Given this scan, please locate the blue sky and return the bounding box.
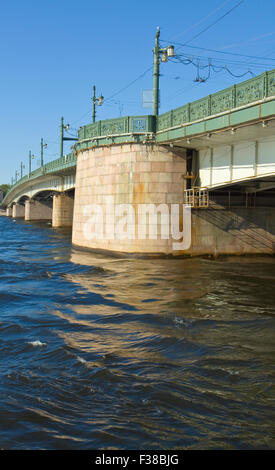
[1,0,275,184]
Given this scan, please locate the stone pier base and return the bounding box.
[12,203,25,218]
[52,193,74,227]
[72,143,187,254]
[25,200,52,221]
[6,207,12,217]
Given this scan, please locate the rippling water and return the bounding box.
[0,216,274,450]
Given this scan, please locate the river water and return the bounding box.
[0,216,274,450]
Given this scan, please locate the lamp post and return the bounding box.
[92,85,104,123]
[20,162,25,178]
[60,117,78,158]
[153,27,175,116]
[29,151,35,176]
[41,138,47,167]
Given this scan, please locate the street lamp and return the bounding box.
[21,162,25,178]
[92,85,104,123]
[153,27,174,116]
[29,150,35,176]
[60,117,78,158]
[41,138,47,167]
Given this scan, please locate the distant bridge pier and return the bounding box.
[25,199,52,221]
[6,207,12,217]
[52,192,74,227]
[12,203,25,218]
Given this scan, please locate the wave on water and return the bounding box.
[0,217,274,450]
[27,340,47,347]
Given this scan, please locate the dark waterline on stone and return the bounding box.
[0,217,274,450]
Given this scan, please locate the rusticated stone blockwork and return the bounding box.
[72,143,187,254]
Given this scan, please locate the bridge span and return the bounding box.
[2,69,275,256]
[4,153,76,226]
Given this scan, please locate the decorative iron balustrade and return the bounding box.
[157,69,275,132]
[77,115,156,150]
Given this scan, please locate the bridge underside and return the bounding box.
[160,117,275,194]
[209,184,275,209]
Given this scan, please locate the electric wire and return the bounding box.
[182,0,245,45]
[170,0,233,41]
[160,39,275,63]
[214,31,275,51]
[169,54,254,82]
[104,65,153,102]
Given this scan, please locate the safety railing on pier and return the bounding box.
[184,189,209,208]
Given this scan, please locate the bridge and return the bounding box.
[2,68,275,256]
[4,153,76,226]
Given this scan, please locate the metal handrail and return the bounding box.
[184,189,209,208]
[157,68,275,132]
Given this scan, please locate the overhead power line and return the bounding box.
[170,55,253,82]
[104,65,153,102]
[215,31,275,51]
[184,0,245,45]
[170,0,233,41]
[161,39,275,63]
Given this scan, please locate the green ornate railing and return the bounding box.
[77,115,156,150]
[157,68,275,132]
[3,153,76,201]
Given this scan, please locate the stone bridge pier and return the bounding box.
[72,143,187,254]
[12,203,25,218]
[52,192,74,227]
[25,200,52,221]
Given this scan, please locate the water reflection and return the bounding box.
[68,251,210,312]
[0,218,274,449]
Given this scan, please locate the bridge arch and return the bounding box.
[17,195,31,205]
